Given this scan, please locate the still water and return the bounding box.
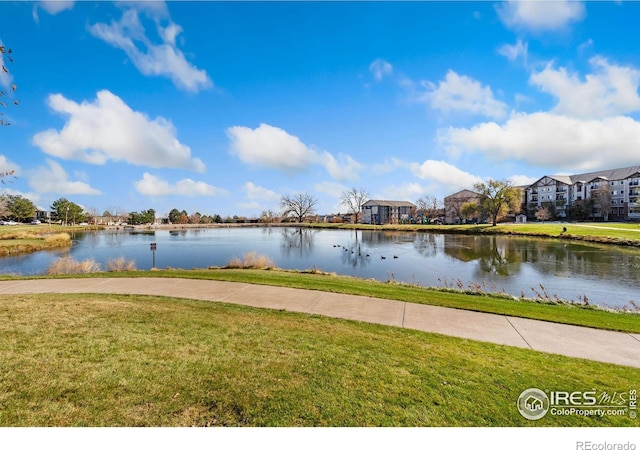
[2,227,639,308]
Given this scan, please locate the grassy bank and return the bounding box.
[0,227,71,256]
[296,222,640,247]
[0,292,636,427]
[41,269,640,333]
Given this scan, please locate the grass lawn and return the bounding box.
[300,222,640,246]
[58,269,640,334]
[0,293,637,427]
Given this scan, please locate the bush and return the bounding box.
[47,256,102,275]
[226,251,275,269]
[106,256,137,272]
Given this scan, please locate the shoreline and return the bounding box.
[105,221,640,248]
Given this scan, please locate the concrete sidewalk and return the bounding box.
[0,277,639,368]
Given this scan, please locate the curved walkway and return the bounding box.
[1,277,639,368]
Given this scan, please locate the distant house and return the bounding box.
[361,200,416,225]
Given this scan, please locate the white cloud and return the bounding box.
[418,70,507,120]
[369,59,393,81]
[377,183,426,201]
[320,152,363,181]
[371,157,408,175]
[89,6,211,92]
[0,187,39,205]
[243,182,280,203]
[227,123,362,180]
[237,201,262,211]
[530,57,640,118]
[508,174,539,187]
[38,1,74,15]
[227,123,317,173]
[0,155,20,177]
[134,173,226,197]
[441,112,640,172]
[28,160,101,195]
[314,181,347,199]
[32,90,205,172]
[410,160,482,191]
[498,39,528,66]
[497,0,585,31]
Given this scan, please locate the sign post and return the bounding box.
[150,242,157,269]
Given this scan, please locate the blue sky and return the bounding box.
[1,1,640,218]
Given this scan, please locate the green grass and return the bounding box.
[298,222,640,246]
[0,293,636,427]
[29,268,640,334]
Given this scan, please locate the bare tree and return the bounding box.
[593,183,612,221]
[415,195,443,222]
[280,193,318,223]
[341,187,369,223]
[260,209,278,224]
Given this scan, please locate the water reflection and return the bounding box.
[1,227,639,306]
[280,228,316,257]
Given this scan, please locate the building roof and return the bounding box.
[527,165,640,188]
[568,165,640,184]
[363,200,416,207]
[444,189,479,200]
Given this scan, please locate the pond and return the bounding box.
[1,226,639,308]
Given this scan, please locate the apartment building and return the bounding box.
[525,165,640,220]
[361,200,416,225]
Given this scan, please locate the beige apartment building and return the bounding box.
[525,165,640,220]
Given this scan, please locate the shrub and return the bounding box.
[47,256,102,275]
[106,256,137,272]
[226,251,274,269]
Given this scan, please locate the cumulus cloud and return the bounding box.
[378,183,426,201]
[497,0,585,31]
[440,112,640,172]
[227,123,317,173]
[530,57,640,118]
[134,173,226,197]
[227,123,362,180]
[38,1,74,15]
[28,160,101,195]
[314,181,347,199]
[243,181,280,202]
[320,152,363,181]
[410,160,482,191]
[369,59,393,81]
[89,6,211,92]
[32,90,205,172]
[508,174,539,187]
[417,70,507,120]
[498,39,528,67]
